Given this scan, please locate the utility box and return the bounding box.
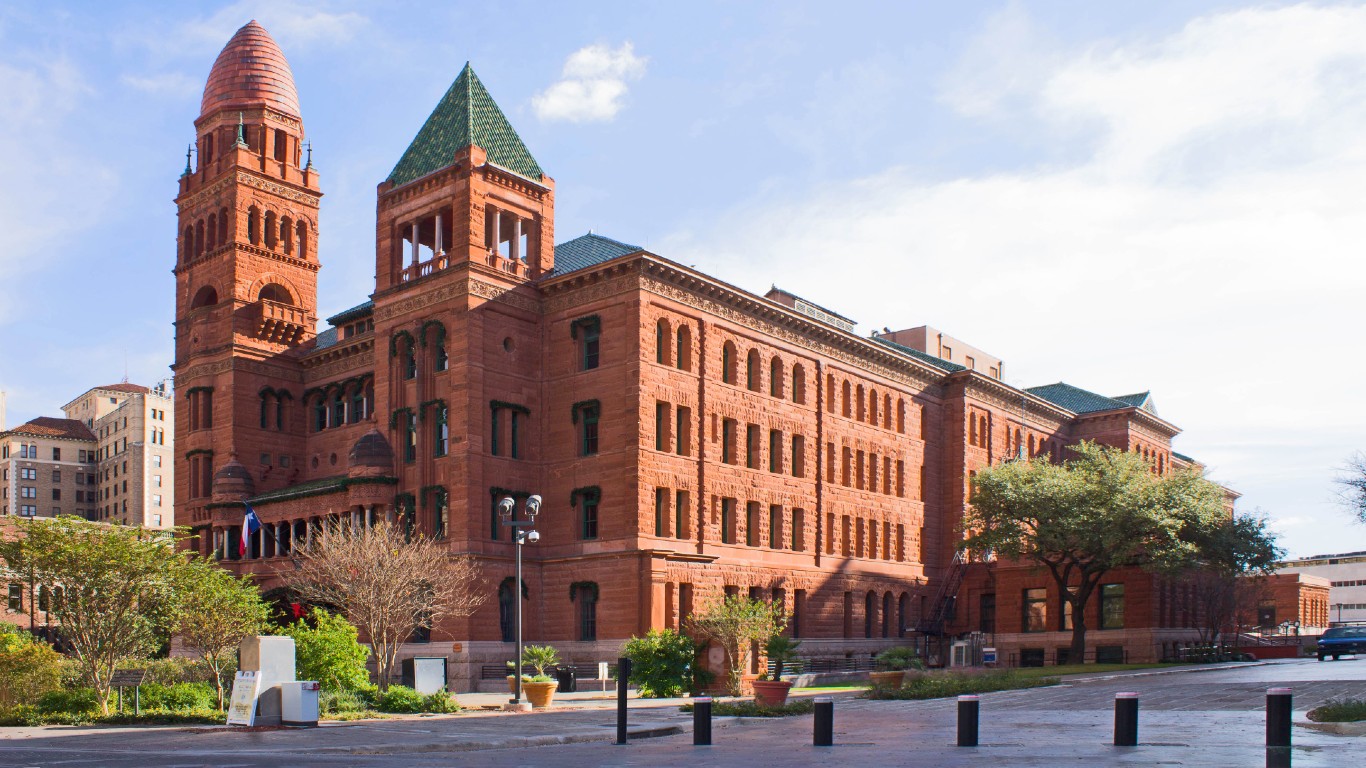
[239,636,297,726]
[280,681,319,727]
[400,657,448,695]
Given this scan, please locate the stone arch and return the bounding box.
[190,285,219,309]
[769,355,784,398]
[247,273,303,306]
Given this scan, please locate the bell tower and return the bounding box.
[172,20,322,552]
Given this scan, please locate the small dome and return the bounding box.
[201,20,302,121]
[212,457,256,499]
[349,429,394,474]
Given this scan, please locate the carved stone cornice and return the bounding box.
[480,163,549,199]
[470,278,542,314]
[174,356,306,386]
[303,347,376,381]
[237,171,321,209]
[374,280,471,322]
[951,371,1074,425]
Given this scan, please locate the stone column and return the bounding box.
[511,216,522,262]
[434,213,443,255]
[410,222,419,266]
[490,208,501,256]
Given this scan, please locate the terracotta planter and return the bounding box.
[522,680,558,708]
[868,670,906,689]
[507,675,517,694]
[752,679,793,707]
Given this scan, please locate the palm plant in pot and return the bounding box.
[752,634,801,706]
[520,644,561,708]
[505,659,532,694]
[869,646,923,690]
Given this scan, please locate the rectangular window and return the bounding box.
[768,429,781,473]
[491,409,500,456]
[791,435,804,477]
[769,505,783,549]
[153,454,161,468]
[6,584,20,612]
[792,509,805,551]
[1023,588,1048,633]
[979,593,996,634]
[1100,583,1125,630]
[51,489,60,501]
[509,411,519,459]
[52,448,60,461]
[152,494,162,507]
[436,406,450,457]
[580,490,600,540]
[674,490,688,539]
[581,405,600,456]
[675,406,690,456]
[721,419,736,464]
[655,487,668,537]
[655,402,669,451]
[896,523,905,562]
[405,413,417,462]
[582,325,600,370]
[746,424,759,469]
[746,502,759,546]
[721,498,736,544]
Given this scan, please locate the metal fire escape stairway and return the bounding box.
[916,548,968,636]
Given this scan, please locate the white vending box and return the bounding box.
[280,681,320,727]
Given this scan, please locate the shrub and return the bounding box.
[133,657,218,686]
[1308,698,1366,723]
[278,609,371,693]
[0,626,63,709]
[876,646,923,672]
[374,685,425,713]
[521,645,559,677]
[422,690,460,713]
[320,688,367,715]
[624,629,696,698]
[36,688,102,716]
[865,669,1058,700]
[138,682,216,711]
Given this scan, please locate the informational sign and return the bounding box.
[982,648,998,666]
[111,669,147,687]
[450,642,463,653]
[227,670,261,726]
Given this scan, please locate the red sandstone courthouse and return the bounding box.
[175,22,1258,688]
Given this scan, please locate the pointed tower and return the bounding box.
[375,64,554,292]
[172,21,321,550]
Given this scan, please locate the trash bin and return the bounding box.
[280,681,319,727]
[555,666,577,693]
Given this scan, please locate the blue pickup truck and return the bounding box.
[1317,627,1366,660]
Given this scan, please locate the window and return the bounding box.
[404,412,417,462]
[52,447,60,461]
[770,356,784,397]
[152,494,162,507]
[577,583,599,641]
[656,320,670,365]
[721,498,736,544]
[675,406,690,456]
[1023,588,1047,632]
[746,424,759,469]
[791,435,805,477]
[792,509,804,551]
[674,490,688,539]
[722,342,737,384]
[655,487,668,536]
[434,404,449,457]
[746,502,759,547]
[331,391,346,426]
[498,579,518,642]
[979,593,996,633]
[746,349,760,391]
[768,429,782,473]
[655,402,669,451]
[769,505,783,549]
[153,454,161,468]
[577,487,600,540]
[430,487,449,539]
[313,397,328,432]
[51,489,60,501]
[792,364,805,404]
[6,584,20,612]
[509,411,519,459]
[1062,587,1078,631]
[572,316,601,370]
[676,325,691,371]
[1100,583,1125,630]
[721,419,736,464]
[578,402,600,456]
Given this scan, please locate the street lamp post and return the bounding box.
[498,494,542,707]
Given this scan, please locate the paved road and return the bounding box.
[1,659,1362,767]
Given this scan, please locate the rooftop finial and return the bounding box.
[184,143,193,175]
[304,140,313,169]
[233,112,248,148]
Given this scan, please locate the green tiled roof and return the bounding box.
[1026,382,1133,414]
[327,300,373,326]
[546,233,641,277]
[870,336,965,373]
[387,63,543,186]
[1112,391,1158,414]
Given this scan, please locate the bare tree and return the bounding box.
[287,521,485,689]
[1337,452,1366,524]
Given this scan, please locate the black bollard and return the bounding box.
[694,696,712,746]
[957,695,980,747]
[1113,692,1138,746]
[615,657,632,745]
[1266,687,1292,748]
[813,696,834,746]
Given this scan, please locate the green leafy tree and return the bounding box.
[623,629,697,697]
[279,609,372,693]
[687,596,787,696]
[963,442,1229,663]
[174,559,270,709]
[0,625,64,710]
[0,517,189,713]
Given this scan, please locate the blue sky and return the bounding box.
[1,1,1362,558]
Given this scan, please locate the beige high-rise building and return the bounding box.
[62,382,176,529]
[1,418,99,520]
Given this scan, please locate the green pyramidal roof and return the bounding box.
[387,63,543,186]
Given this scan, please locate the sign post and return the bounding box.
[111,669,147,715]
[227,671,262,726]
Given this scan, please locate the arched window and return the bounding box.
[979,415,988,447]
[274,390,290,430]
[722,341,737,384]
[280,216,293,255]
[259,390,275,429]
[264,211,277,250]
[350,382,368,422]
[883,394,892,429]
[656,319,671,365]
[792,364,805,404]
[841,381,851,417]
[856,384,865,421]
[498,578,525,643]
[1029,434,1037,455]
[296,220,308,258]
[183,225,194,261]
[676,325,691,371]
[770,356,784,398]
[207,213,217,250]
[869,389,878,425]
[864,591,876,639]
[425,323,448,372]
[330,389,346,426]
[219,208,229,244]
[969,415,978,446]
[190,285,218,309]
[897,399,906,433]
[247,207,260,245]
[746,349,760,391]
[259,283,293,304]
[312,395,327,432]
[194,219,205,257]
[274,128,288,163]
[898,592,910,637]
[882,591,893,638]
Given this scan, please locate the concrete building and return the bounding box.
[63,382,176,529]
[1277,551,1366,626]
[172,21,1306,688]
[1,418,98,520]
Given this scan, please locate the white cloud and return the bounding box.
[533,43,647,123]
[661,4,1366,558]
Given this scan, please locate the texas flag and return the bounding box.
[239,503,261,557]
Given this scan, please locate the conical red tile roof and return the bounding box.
[201,20,301,121]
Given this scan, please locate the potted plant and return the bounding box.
[505,660,531,694]
[687,596,788,697]
[520,645,560,708]
[752,635,801,706]
[869,646,922,689]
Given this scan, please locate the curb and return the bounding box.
[330,723,685,754]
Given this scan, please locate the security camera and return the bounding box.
[526,530,541,543]
[498,497,515,516]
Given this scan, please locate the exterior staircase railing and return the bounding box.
[915,548,968,636]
